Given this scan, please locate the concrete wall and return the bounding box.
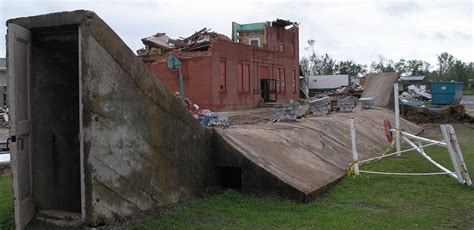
[213,130,305,201]
[9,10,216,226]
[81,14,216,225]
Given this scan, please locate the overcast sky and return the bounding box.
[0,0,472,68]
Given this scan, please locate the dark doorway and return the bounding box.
[260,79,276,102]
[30,26,81,213]
[216,167,242,189]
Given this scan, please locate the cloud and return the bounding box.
[378,0,420,15]
[0,0,472,66]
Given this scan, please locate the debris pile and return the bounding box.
[274,101,300,122]
[359,97,374,109]
[138,28,231,56]
[309,97,331,116]
[175,91,200,116]
[399,84,432,108]
[199,110,230,128]
[337,97,355,113]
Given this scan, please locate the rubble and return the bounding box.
[138,27,231,56]
[309,97,331,116]
[273,101,300,122]
[359,97,374,109]
[337,97,355,112]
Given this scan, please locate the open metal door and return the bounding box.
[7,23,35,230]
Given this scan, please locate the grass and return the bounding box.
[130,124,474,229]
[464,88,474,95]
[0,175,13,229]
[0,125,473,229]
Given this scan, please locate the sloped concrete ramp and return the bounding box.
[215,108,421,201]
[361,72,399,108]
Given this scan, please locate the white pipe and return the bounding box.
[390,129,447,147]
[350,118,359,176]
[359,141,440,164]
[394,83,401,156]
[402,136,457,180]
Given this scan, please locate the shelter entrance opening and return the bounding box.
[216,166,242,189]
[8,23,82,227]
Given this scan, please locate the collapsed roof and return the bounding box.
[138,27,231,55]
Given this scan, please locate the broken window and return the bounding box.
[249,38,260,47]
[219,59,226,92]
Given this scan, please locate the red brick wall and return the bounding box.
[210,38,299,111]
[146,54,214,109]
[144,26,299,111]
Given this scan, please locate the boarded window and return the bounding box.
[219,60,226,92]
[275,67,281,93]
[237,63,243,92]
[238,63,250,93]
[280,68,286,93]
[243,63,250,92]
[292,69,297,93]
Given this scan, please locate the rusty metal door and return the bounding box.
[7,23,35,229]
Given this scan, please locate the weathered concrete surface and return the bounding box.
[215,108,421,201]
[361,72,399,108]
[9,10,215,226]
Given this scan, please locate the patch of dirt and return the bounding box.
[0,165,10,177]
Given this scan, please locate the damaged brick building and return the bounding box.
[138,19,300,111]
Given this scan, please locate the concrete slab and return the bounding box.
[216,107,421,200]
[361,72,399,108]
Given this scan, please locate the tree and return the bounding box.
[371,55,395,73]
[321,53,337,75]
[437,52,455,76]
[406,59,425,76]
[300,40,336,75]
[394,59,407,75]
[300,39,367,76]
[335,60,367,77]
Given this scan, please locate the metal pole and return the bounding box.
[350,118,359,176]
[394,83,401,156]
[402,136,457,180]
[395,129,447,147]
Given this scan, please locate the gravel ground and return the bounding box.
[461,95,474,117]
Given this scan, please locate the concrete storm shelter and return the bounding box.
[6,9,423,230]
[7,11,215,228]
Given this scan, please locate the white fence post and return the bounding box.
[447,125,472,186]
[440,125,464,184]
[350,118,360,176]
[394,83,401,157]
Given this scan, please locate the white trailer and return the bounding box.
[307,75,349,90]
